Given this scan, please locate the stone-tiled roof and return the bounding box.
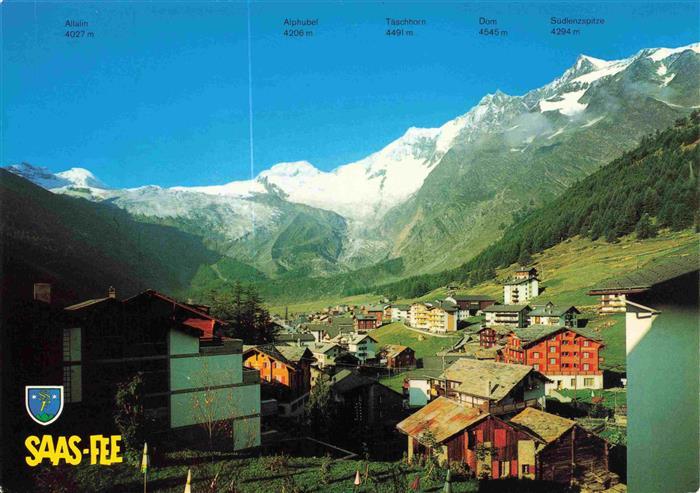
[382,344,411,359]
[589,252,698,294]
[528,303,579,317]
[440,358,543,401]
[312,342,341,354]
[513,325,601,345]
[243,344,310,368]
[397,397,487,444]
[482,304,531,313]
[275,332,316,344]
[504,276,539,286]
[277,345,314,363]
[510,407,575,444]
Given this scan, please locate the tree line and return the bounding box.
[370,111,700,299]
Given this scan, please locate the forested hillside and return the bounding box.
[0,170,218,306]
[369,111,700,299]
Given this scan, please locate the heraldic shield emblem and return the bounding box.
[26,386,64,426]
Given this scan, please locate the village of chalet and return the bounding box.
[9,262,654,492]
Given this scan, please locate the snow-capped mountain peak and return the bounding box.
[56,167,108,189]
[6,163,108,190]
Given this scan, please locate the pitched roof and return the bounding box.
[528,304,580,317]
[312,342,341,354]
[513,325,601,345]
[441,358,544,401]
[589,252,699,294]
[482,304,530,313]
[332,370,375,394]
[396,397,487,443]
[477,325,513,336]
[355,314,377,320]
[275,332,316,343]
[64,297,112,311]
[349,333,378,344]
[392,304,411,310]
[243,344,304,368]
[382,344,412,359]
[277,345,314,363]
[509,407,575,444]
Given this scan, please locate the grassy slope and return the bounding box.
[371,322,462,360]
[270,230,697,373]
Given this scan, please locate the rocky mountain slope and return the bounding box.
[7,43,699,285]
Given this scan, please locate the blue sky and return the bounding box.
[2,1,698,188]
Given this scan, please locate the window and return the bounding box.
[584,378,594,387]
[562,340,569,345]
[533,352,540,358]
[562,363,569,368]
[500,461,509,477]
[583,352,590,359]
[570,379,576,387]
[583,363,590,371]
[522,464,531,474]
[583,340,590,347]
[549,346,556,353]
[550,358,556,365]
[562,352,569,356]
[534,364,540,370]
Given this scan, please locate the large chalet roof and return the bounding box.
[482,304,531,313]
[243,344,312,368]
[528,303,580,317]
[66,289,225,339]
[512,325,602,345]
[589,252,699,295]
[355,314,377,321]
[440,358,546,401]
[396,397,487,444]
[510,407,575,444]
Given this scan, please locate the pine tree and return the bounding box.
[635,213,657,239]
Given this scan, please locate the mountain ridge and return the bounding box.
[7,42,700,283]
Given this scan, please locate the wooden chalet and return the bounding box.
[429,358,548,416]
[497,325,604,391]
[510,407,617,487]
[380,344,416,369]
[397,399,617,487]
[243,344,315,395]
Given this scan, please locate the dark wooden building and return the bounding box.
[398,399,617,487]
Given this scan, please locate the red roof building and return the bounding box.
[497,325,604,391]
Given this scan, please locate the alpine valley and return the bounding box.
[5,43,700,303]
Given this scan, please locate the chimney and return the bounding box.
[33,283,51,304]
[108,286,116,299]
[485,379,492,397]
